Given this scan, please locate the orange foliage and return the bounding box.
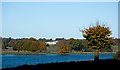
[57,40,69,53]
[38,42,46,51]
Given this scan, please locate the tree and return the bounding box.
[81,23,115,61]
[13,40,24,52]
[114,51,120,60]
[68,38,85,52]
[8,40,16,47]
[2,38,10,49]
[37,42,46,52]
[55,38,65,41]
[30,41,38,52]
[57,40,70,53]
[38,38,46,42]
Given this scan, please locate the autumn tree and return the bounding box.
[57,40,70,53]
[2,37,12,49]
[13,38,39,52]
[37,42,46,52]
[13,40,24,52]
[81,23,115,61]
[8,41,16,47]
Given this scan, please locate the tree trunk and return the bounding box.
[94,49,99,61]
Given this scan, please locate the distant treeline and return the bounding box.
[1,37,119,53]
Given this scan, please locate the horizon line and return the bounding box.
[1,36,119,40]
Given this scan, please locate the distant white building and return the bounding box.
[45,41,58,45]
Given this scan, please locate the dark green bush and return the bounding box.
[114,51,120,60]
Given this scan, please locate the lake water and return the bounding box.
[1,53,114,69]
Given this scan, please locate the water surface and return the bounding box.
[2,53,114,69]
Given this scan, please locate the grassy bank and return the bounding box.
[1,51,58,55]
[1,51,116,55]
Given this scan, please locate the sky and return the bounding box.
[1,2,118,39]
[1,0,119,2]
[0,2,2,37]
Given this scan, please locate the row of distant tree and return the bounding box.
[1,23,119,60]
[2,37,47,52]
[1,37,119,53]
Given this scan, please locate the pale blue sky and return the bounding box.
[1,0,119,2]
[0,2,2,37]
[2,2,118,39]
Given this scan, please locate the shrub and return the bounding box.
[114,51,120,60]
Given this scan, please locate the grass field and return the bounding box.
[1,51,116,55]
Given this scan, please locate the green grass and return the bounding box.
[1,51,45,55]
[1,51,116,55]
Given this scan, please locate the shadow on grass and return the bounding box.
[2,59,120,70]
